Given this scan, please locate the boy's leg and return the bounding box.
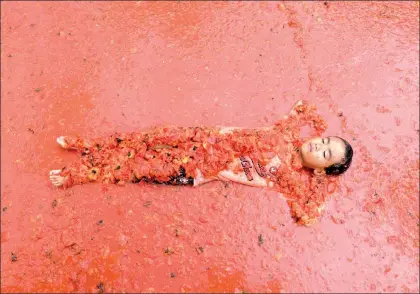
[56,136,97,152]
[49,163,100,188]
[57,134,147,154]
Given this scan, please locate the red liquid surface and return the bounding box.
[1,2,419,293]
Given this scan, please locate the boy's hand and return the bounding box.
[288,200,324,227]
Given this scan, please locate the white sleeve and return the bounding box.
[193,169,218,187]
[218,170,269,187]
[217,157,272,188]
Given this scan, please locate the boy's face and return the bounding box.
[300,136,346,170]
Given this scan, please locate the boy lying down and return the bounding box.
[49,101,353,226]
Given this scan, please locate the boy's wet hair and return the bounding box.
[325,137,353,176]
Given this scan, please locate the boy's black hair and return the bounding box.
[325,137,353,176]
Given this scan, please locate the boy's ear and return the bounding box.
[313,168,326,176]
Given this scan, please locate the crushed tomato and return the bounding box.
[61,101,336,225]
